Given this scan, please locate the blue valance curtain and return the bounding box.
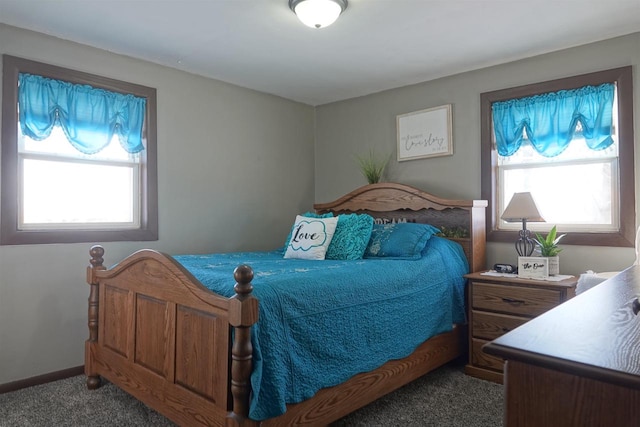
[492,83,615,157]
[18,73,146,154]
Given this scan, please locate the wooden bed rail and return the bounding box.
[85,245,260,426]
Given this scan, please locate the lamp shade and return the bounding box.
[289,0,347,29]
[501,192,545,223]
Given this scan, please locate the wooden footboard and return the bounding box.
[85,245,258,427]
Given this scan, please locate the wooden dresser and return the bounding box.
[484,266,640,427]
[464,271,577,383]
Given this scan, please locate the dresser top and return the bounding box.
[484,265,640,389]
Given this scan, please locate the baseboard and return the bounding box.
[0,365,84,394]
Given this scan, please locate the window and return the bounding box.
[1,55,158,245]
[481,67,635,247]
[19,126,141,229]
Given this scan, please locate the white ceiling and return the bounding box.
[1,0,639,106]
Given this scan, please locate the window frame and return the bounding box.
[481,66,635,247]
[1,55,158,245]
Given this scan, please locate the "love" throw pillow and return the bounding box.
[284,215,338,260]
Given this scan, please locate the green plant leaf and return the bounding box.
[354,150,390,184]
[534,225,565,257]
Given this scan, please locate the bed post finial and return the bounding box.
[89,245,104,269]
[233,264,254,295]
[86,245,106,390]
[227,264,259,427]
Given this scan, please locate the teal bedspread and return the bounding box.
[174,236,468,420]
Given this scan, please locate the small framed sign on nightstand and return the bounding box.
[518,256,549,279]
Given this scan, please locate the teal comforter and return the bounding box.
[174,236,468,420]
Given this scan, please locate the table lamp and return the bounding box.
[501,192,545,256]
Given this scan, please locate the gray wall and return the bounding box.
[0,24,315,384]
[315,33,640,276]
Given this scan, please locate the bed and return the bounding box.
[84,182,487,426]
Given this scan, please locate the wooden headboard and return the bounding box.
[314,182,488,273]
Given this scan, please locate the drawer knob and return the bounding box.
[633,298,640,315]
[501,297,526,305]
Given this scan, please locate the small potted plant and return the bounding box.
[355,150,390,184]
[534,225,566,275]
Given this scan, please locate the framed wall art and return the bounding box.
[397,104,453,161]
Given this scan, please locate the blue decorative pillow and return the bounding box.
[326,213,374,260]
[364,223,440,260]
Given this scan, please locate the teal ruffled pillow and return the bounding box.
[283,212,374,260]
[326,213,374,260]
[364,223,440,260]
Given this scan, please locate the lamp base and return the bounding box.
[515,229,536,257]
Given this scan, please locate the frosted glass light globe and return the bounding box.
[293,0,344,29]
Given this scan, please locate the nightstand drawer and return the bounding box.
[472,311,528,340]
[472,282,562,317]
[471,338,504,372]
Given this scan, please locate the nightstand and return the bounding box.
[463,271,578,383]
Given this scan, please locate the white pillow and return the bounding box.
[284,215,338,260]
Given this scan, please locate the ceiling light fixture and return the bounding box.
[289,0,348,29]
